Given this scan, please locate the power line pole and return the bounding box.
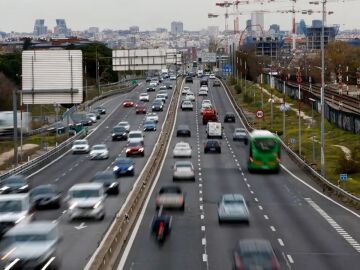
[320,0,326,176]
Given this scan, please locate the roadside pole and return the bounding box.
[12,88,18,167]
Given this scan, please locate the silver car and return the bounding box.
[233,128,248,143]
[173,161,195,181]
[155,186,184,210]
[145,112,159,123]
[173,142,192,158]
[118,121,130,132]
[181,100,194,111]
[218,194,250,223]
[89,144,109,160]
[0,222,59,269]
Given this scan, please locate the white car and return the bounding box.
[185,93,195,101]
[145,112,159,123]
[89,144,109,159]
[181,100,194,111]
[173,142,192,158]
[209,74,216,79]
[156,186,184,210]
[202,99,212,106]
[118,121,130,132]
[149,81,158,87]
[158,90,169,99]
[72,139,90,154]
[86,113,97,123]
[156,94,167,103]
[170,75,177,80]
[200,85,209,91]
[128,130,144,145]
[198,89,208,96]
[173,161,195,181]
[67,183,106,221]
[182,87,191,95]
[0,194,33,235]
[139,93,150,102]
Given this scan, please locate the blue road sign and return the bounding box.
[290,137,296,144]
[223,64,232,73]
[340,173,348,182]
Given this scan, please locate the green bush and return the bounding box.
[243,92,254,103]
[235,83,242,94]
[228,76,237,86]
[336,153,359,174]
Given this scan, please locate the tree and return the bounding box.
[0,53,21,85]
[0,73,15,111]
[22,37,33,50]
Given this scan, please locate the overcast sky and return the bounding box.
[1,0,359,33]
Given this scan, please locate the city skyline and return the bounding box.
[0,0,359,33]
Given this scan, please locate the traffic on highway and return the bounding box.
[0,73,359,270]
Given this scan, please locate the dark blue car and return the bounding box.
[113,158,135,177]
[143,120,157,131]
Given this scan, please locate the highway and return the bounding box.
[12,81,175,270]
[119,78,360,270]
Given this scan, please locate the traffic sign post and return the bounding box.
[256,109,264,129]
[340,173,348,190]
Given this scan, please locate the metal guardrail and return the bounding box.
[219,77,360,209]
[86,78,183,270]
[0,83,139,181]
[0,130,85,181]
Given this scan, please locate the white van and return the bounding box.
[206,122,222,139]
[197,70,204,77]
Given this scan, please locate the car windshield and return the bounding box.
[70,189,100,198]
[74,141,87,145]
[128,142,142,147]
[31,187,55,196]
[92,145,106,150]
[0,200,22,212]
[254,139,277,152]
[224,199,243,205]
[235,128,246,133]
[144,121,154,125]
[119,122,129,126]
[114,127,126,132]
[176,163,192,168]
[117,160,132,165]
[129,133,142,138]
[5,177,25,185]
[176,144,189,149]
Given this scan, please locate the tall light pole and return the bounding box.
[309,98,316,165]
[296,67,302,158]
[320,0,326,176]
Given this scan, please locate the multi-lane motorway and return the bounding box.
[22,81,175,269]
[119,78,360,270]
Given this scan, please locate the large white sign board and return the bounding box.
[198,52,217,63]
[22,50,83,104]
[112,49,181,71]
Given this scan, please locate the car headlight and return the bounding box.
[126,149,131,153]
[93,201,102,209]
[112,133,115,136]
[127,165,134,171]
[69,202,77,210]
[152,106,155,109]
[19,185,28,190]
[113,166,119,171]
[139,148,144,152]
[0,186,9,191]
[109,183,118,188]
[15,215,26,224]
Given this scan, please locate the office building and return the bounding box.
[251,12,264,36]
[129,26,140,33]
[269,24,280,33]
[171,21,183,35]
[312,20,323,28]
[298,19,307,35]
[246,19,252,32]
[156,28,167,33]
[306,24,338,50]
[33,19,47,36]
[54,19,69,36]
[253,37,281,58]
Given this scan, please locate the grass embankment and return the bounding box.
[229,79,360,196]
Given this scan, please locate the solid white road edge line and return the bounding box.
[116,79,183,270]
[84,81,180,270]
[220,79,360,220]
[27,85,139,178]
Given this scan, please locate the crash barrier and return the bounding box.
[220,77,360,209]
[85,78,183,270]
[0,130,85,182]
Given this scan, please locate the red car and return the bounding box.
[136,106,147,114]
[123,100,135,107]
[126,142,145,157]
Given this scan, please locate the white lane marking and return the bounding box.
[202,238,207,245]
[201,226,205,231]
[202,254,208,262]
[305,198,360,253]
[264,215,269,220]
[5,259,20,270]
[270,226,276,232]
[250,190,254,194]
[199,183,202,187]
[199,190,203,194]
[254,198,259,202]
[278,238,285,246]
[287,254,294,264]
[201,214,204,220]
[247,184,251,188]
[258,205,263,210]
[41,256,56,270]
[54,178,59,182]
[61,173,66,177]
[199,197,203,202]
[281,165,360,219]
[200,205,203,210]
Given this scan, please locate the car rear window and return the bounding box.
[254,139,276,152]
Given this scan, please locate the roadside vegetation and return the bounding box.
[227,77,360,197]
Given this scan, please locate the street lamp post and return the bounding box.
[309,98,316,165]
[320,0,326,176]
